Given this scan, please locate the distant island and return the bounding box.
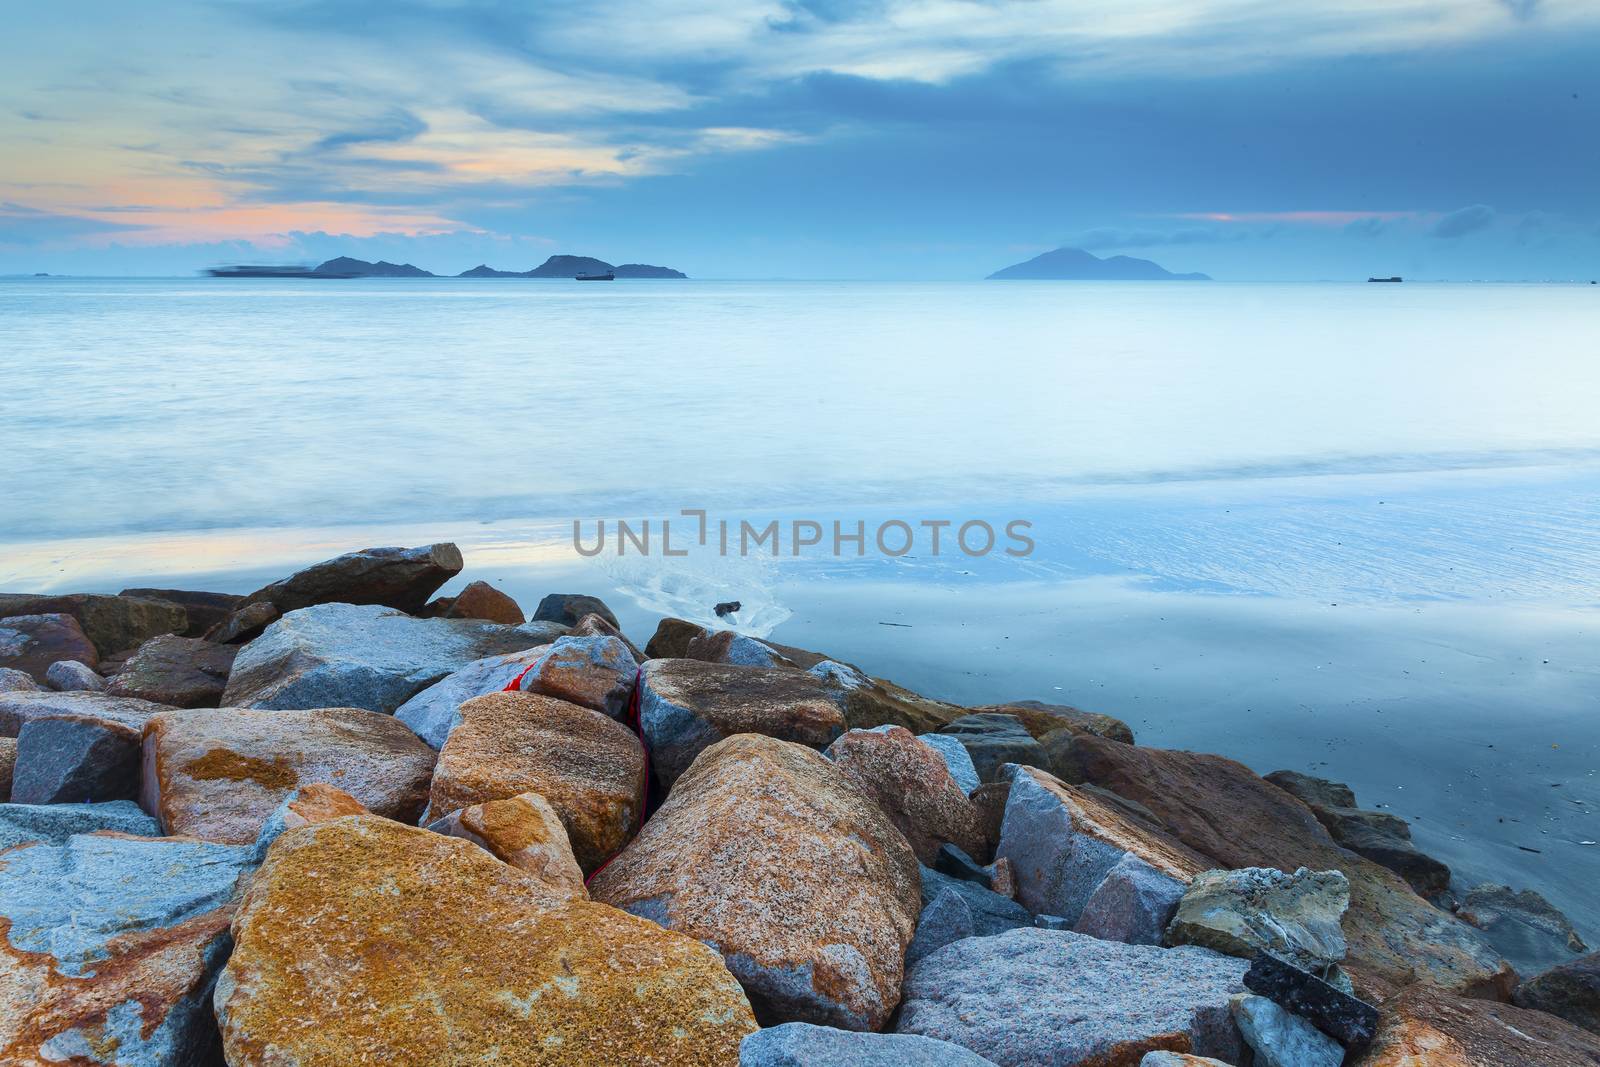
[987,247,1209,281]
[295,254,687,279]
[314,257,433,277]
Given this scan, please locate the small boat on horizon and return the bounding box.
[1367,276,1403,283]
[575,271,614,281]
[205,265,357,279]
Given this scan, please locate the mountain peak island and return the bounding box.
[313,257,434,277]
[459,255,687,279]
[987,247,1209,281]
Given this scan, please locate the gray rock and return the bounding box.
[917,732,981,794]
[120,587,243,637]
[240,542,463,615]
[221,603,567,713]
[395,644,556,748]
[907,886,977,966]
[509,634,640,721]
[1140,1055,1232,1067]
[0,612,99,683]
[1263,769,1356,809]
[920,865,1032,933]
[1515,950,1600,1036]
[1034,914,1071,930]
[1075,851,1187,945]
[0,594,187,659]
[1231,993,1344,1067]
[936,714,1043,783]
[1458,882,1589,977]
[1166,866,1350,972]
[898,928,1248,1066]
[532,592,619,629]
[0,737,13,801]
[636,658,847,787]
[688,629,797,667]
[741,1022,997,1065]
[205,600,280,644]
[0,666,42,692]
[105,634,239,707]
[0,829,254,1063]
[0,799,160,853]
[3,691,167,805]
[45,659,105,692]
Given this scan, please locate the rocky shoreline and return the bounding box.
[1,542,1597,1065]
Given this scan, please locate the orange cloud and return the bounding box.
[1164,210,1417,225]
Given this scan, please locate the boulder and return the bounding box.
[645,616,705,659]
[0,737,12,801]
[246,783,371,862]
[141,705,437,842]
[533,592,620,629]
[0,829,255,1064]
[239,542,463,615]
[590,734,921,1032]
[443,579,524,623]
[1049,734,1512,999]
[897,928,1248,1066]
[1140,1055,1233,1067]
[916,732,981,794]
[0,613,98,683]
[936,714,1043,783]
[1232,993,1343,1067]
[221,603,568,713]
[975,699,1135,744]
[0,593,187,659]
[637,659,846,788]
[687,628,801,668]
[105,634,238,707]
[427,791,587,899]
[1516,951,1600,1036]
[906,886,980,967]
[44,659,105,692]
[427,691,645,874]
[393,643,554,748]
[0,799,160,853]
[1243,952,1379,1047]
[921,865,1033,934]
[120,587,243,637]
[4,691,168,804]
[215,814,758,1065]
[1457,883,1588,976]
[996,767,1205,943]
[824,726,986,863]
[0,667,40,693]
[570,611,646,661]
[805,659,967,733]
[204,601,279,644]
[1265,769,1450,897]
[1166,866,1350,973]
[1353,986,1600,1066]
[511,635,639,721]
[740,1023,998,1066]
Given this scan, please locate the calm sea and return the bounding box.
[3,276,1598,935]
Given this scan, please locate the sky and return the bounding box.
[1,0,1597,279]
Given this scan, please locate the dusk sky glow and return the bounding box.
[3,0,1597,278]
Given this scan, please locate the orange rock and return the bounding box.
[276,782,368,830]
[428,691,645,874]
[571,611,646,661]
[513,635,639,720]
[824,726,987,864]
[216,815,756,1066]
[445,580,524,624]
[428,791,587,899]
[589,733,921,1032]
[1355,986,1600,1066]
[141,706,436,842]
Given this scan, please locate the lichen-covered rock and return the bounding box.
[0,799,160,853]
[1516,951,1600,1036]
[532,592,619,629]
[897,928,1248,1066]
[0,594,187,659]
[804,658,967,733]
[240,542,463,615]
[0,829,255,1065]
[44,659,105,692]
[1140,1054,1233,1066]
[824,726,986,864]
[590,734,921,1031]
[996,767,1204,942]
[215,814,755,1065]
[444,580,524,623]
[1049,733,1512,999]
[740,1022,999,1066]
[120,587,242,638]
[427,791,587,899]
[936,714,1043,783]
[637,659,846,787]
[394,643,555,748]
[221,603,568,713]
[1232,993,1343,1067]
[5,691,168,805]
[1456,882,1588,977]
[0,667,40,693]
[512,635,639,721]
[105,634,238,708]
[1166,866,1350,972]
[1353,986,1600,1066]
[0,738,13,801]
[428,691,645,874]
[141,705,437,842]
[975,700,1135,744]
[915,732,980,794]
[0,613,98,683]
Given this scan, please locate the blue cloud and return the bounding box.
[1432,204,1496,239]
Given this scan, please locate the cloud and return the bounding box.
[1501,0,1541,20]
[1072,226,1241,250]
[0,202,141,246]
[1431,203,1496,238]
